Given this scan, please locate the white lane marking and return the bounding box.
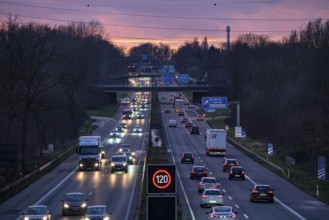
[163,114,195,220]
[125,125,148,220]
[89,192,93,196]
[245,175,307,220]
[209,172,212,175]
[235,204,239,208]
[244,214,249,219]
[34,167,77,205]
[228,196,232,200]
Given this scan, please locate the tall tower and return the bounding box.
[226,26,230,51]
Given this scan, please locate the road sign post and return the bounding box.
[147,196,176,220]
[235,126,242,138]
[318,156,326,180]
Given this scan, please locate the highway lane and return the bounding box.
[159,91,329,220]
[0,92,150,220]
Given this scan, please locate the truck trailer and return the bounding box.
[76,136,102,171]
[205,129,226,156]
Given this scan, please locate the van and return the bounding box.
[169,119,177,127]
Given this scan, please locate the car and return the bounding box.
[110,154,128,173]
[185,121,193,128]
[118,144,135,156]
[223,158,239,172]
[161,95,166,99]
[249,184,274,203]
[197,115,204,121]
[190,165,208,179]
[181,152,194,164]
[133,125,142,133]
[22,205,51,220]
[181,117,189,124]
[168,119,177,127]
[84,205,111,220]
[206,206,237,220]
[61,192,88,216]
[200,189,224,207]
[115,126,124,133]
[123,151,135,164]
[136,113,144,119]
[178,110,185,116]
[164,108,171,113]
[100,147,106,159]
[188,104,195,109]
[228,166,245,180]
[109,130,120,138]
[198,177,220,193]
[119,122,128,130]
[190,126,200,135]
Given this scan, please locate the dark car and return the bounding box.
[61,192,88,216]
[164,108,171,113]
[190,126,200,135]
[249,184,274,203]
[190,166,208,179]
[178,110,185,116]
[181,152,194,164]
[228,166,245,180]
[181,117,189,124]
[223,158,239,172]
[185,121,193,128]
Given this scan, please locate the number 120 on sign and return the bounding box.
[148,165,176,194]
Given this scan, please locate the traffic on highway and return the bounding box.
[0,77,329,220]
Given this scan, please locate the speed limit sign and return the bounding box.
[147,165,176,194]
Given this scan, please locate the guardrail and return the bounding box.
[0,144,77,201]
[227,137,287,178]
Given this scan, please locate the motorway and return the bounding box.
[159,91,329,220]
[0,92,150,220]
[1,88,329,220]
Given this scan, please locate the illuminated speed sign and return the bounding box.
[147,164,176,194]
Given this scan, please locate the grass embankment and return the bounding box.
[208,118,329,205]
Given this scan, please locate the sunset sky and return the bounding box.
[1,0,328,50]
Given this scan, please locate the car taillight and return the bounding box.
[214,183,220,187]
[242,171,245,174]
[199,182,205,186]
[210,214,217,218]
[253,190,259,193]
[217,195,223,198]
[230,170,233,174]
[191,171,196,174]
[229,213,236,218]
[202,195,208,198]
[268,190,273,194]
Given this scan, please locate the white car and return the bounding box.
[133,125,142,133]
[206,206,237,219]
[168,119,177,127]
[200,189,224,207]
[84,205,111,220]
[22,205,51,220]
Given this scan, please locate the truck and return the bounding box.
[174,97,184,111]
[122,108,132,119]
[205,129,226,156]
[76,136,102,171]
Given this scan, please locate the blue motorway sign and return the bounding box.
[267,143,273,155]
[242,131,246,141]
[318,156,326,180]
[162,74,174,84]
[178,74,189,84]
[202,97,227,110]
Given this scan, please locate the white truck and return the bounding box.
[205,129,226,156]
[76,136,102,171]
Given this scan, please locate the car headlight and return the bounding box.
[85,218,91,220]
[132,152,135,156]
[123,163,127,166]
[79,163,83,167]
[24,217,29,220]
[81,202,87,208]
[129,156,133,160]
[95,163,99,167]
[64,203,69,208]
[119,149,123,152]
[42,216,48,220]
[111,163,115,167]
[103,217,109,220]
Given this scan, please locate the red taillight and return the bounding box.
[202,195,208,198]
[214,183,220,187]
[253,190,259,193]
[210,214,217,218]
[230,170,233,174]
[242,171,245,174]
[229,213,236,218]
[268,190,273,194]
[192,171,196,174]
[203,171,208,174]
[199,182,205,186]
[217,195,223,198]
